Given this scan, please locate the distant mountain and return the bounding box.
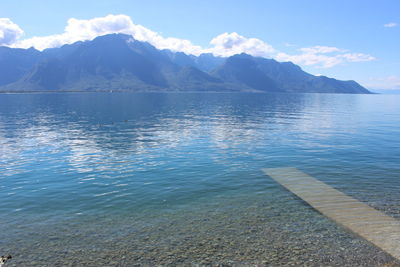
[213,53,370,94]
[162,50,225,72]
[0,33,371,94]
[0,47,42,86]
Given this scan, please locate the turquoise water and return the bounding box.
[0,92,399,266]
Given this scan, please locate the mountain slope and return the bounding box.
[0,47,42,86]
[213,53,370,94]
[212,54,279,92]
[0,33,371,94]
[163,50,225,72]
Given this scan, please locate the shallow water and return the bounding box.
[0,92,399,266]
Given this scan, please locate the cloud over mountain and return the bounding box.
[0,18,24,46]
[10,14,202,55]
[2,14,374,68]
[207,32,275,57]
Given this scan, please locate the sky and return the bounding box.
[0,0,399,90]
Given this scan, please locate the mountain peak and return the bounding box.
[92,33,133,41]
[230,53,253,59]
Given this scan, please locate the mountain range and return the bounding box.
[0,33,371,94]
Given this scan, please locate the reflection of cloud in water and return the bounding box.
[0,114,66,176]
[0,93,366,178]
[0,135,26,177]
[210,120,263,150]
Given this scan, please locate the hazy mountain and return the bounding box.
[213,53,370,94]
[0,33,371,94]
[0,47,42,86]
[163,50,225,72]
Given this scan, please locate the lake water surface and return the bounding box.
[1,92,399,266]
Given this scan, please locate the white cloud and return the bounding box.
[276,45,375,68]
[276,52,340,68]
[0,18,24,46]
[206,32,275,57]
[2,15,374,69]
[12,16,273,57]
[13,15,137,50]
[299,45,346,54]
[7,15,274,57]
[337,53,375,62]
[12,14,204,55]
[384,22,398,28]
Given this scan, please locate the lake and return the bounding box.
[1,92,399,266]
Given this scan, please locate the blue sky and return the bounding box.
[0,0,399,89]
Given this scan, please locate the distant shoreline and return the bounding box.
[0,90,377,95]
[370,89,400,95]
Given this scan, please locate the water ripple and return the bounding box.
[0,93,399,265]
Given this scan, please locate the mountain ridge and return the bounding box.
[0,33,371,94]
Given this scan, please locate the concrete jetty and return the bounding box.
[263,167,400,261]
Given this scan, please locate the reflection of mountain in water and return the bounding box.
[0,92,356,177]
